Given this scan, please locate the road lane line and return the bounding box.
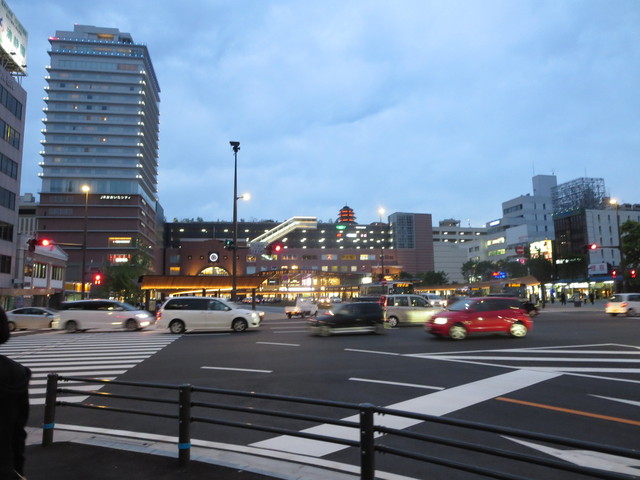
[251,370,559,457]
[496,397,640,427]
[349,377,444,391]
[591,395,640,407]
[201,366,272,373]
[345,348,401,356]
[256,342,300,347]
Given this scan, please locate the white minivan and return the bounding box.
[156,296,263,334]
[606,293,640,316]
[53,300,154,332]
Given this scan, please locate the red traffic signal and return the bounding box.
[39,238,51,247]
[632,269,637,279]
[272,242,283,253]
[612,270,617,278]
[93,273,103,285]
[588,243,598,250]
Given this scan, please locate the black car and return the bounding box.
[309,302,386,336]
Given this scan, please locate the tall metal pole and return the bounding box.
[615,202,626,293]
[81,185,90,299]
[230,141,240,302]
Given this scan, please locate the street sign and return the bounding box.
[515,246,525,255]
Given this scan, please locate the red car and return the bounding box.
[425,297,533,340]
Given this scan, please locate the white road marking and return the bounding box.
[506,437,640,476]
[345,348,401,356]
[349,377,444,391]
[590,395,640,407]
[256,342,300,347]
[201,366,273,373]
[251,370,559,457]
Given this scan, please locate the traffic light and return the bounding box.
[27,238,53,252]
[265,242,284,256]
[631,269,637,279]
[612,270,617,278]
[224,240,235,250]
[583,243,598,253]
[93,272,103,285]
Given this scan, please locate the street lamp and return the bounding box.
[378,207,386,281]
[81,184,90,298]
[230,141,240,302]
[610,198,625,292]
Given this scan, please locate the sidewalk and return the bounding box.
[536,299,606,314]
[23,426,360,480]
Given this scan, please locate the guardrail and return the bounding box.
[42,373,640,480]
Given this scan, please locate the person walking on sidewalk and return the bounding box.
[0,306,31,479]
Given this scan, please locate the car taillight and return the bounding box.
[156,310,162,321]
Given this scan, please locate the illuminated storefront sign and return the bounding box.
[530,239,553,261]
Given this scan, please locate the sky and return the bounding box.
[9,0,640,226]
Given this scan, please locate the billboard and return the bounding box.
[530,239,553,261]
[0,1,28,74]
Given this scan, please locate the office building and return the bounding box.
[37,25,161,289]
[0,1,27,306]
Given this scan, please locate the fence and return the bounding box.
[42,373,640,480]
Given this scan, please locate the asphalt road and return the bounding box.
[7,302,640,479]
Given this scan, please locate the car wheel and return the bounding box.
[169,320,185,334]
[318,325,331,337]
[7,321,16,332]
[626,308,636,317]
[388,316,399,328]
[287,313,292,318]
[125,319,138,331]
[448,324,467,340]
[232,318,248,332]
[509,322,528,338]
[65,320,78,333]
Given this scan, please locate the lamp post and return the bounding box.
[81,185,90,298]
[230,141,240,302]
[610,198,625,292]
[378,207,385,281]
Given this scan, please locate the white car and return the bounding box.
[422,293,446,308]
[7,307,59,331]
[53,300,154,332]
[156,296,263,334]
[605,293,640,316]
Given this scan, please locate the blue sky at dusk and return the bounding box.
[11,0,640,225]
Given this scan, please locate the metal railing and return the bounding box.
[42,373,640,480]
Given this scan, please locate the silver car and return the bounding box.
[7,307,59,331]
[381,294,443,327]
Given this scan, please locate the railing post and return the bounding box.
[178,384,192,467]
[42,373,59,446]
[359,403,375,480]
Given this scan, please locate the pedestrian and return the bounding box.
[0,306,31,479]
[589,292,595,304]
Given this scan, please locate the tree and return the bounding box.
[461,260,496,283]
[96,242,153,304]
[419,271,449,285]
[621,220,640,289]
[526,257,555,303]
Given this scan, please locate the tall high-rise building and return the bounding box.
[37,25,161,288]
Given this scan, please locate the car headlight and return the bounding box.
[433,318,448,325]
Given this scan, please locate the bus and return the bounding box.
[359,281,414,298]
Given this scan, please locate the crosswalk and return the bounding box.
[0,331,179,405]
